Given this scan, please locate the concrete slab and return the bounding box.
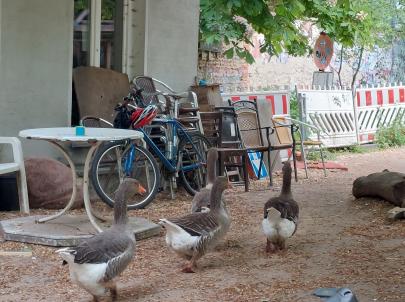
[0,215,161,247]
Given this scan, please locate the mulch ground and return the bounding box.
[1,147,404,302]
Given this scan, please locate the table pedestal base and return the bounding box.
[0,215,161,247]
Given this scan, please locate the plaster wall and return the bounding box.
[0,0,73,158]
[123,0,200,91]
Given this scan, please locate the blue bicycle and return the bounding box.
[90,100,211,209]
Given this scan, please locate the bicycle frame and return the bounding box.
[123,118,205,175]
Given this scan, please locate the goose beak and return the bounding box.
[138,184,147,195]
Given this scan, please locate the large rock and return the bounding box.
[25,158,84,209]
[352,169,405,207]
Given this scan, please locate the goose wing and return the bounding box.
[191,188,211,213]
[264,198,299,224]
[168,213,219,236]
[72,229,135,264]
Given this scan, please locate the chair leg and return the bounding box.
[268,150,273,187]
[301,142,308,179]
[218,152,224,176]
[242,152,249,192]
[257,151,264,180]
[292,145,298,182]
[319,146,327,177]
[16,171,30,214]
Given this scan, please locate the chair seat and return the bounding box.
[0,163,20,174]
[217,147,247,154]
[179,107,199,113]
[176,117,200,123]
[297,140,322,146]
[270,144,293,150]
[244,145,270,152]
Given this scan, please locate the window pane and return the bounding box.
[73,0,90,67]
[101,0,123,71]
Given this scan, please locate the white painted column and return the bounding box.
[89,0,101,67]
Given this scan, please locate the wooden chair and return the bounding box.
[288,117,327,178]
[214,107,249,191]
[230,100,298,187]
[199,111,223,147]
[271,117,299,183]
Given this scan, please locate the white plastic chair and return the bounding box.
[0,137,30,214]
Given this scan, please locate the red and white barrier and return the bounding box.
[221,90,291,161]
[356,85,405,107]
[222,91,290,116]
[356,84,405,144]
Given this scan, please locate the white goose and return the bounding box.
[160,176,230,273]
[191,148,218,213]
[56,178,141,301]
[262,162,299,253]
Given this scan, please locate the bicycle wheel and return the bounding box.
[178,133,212,196]
[91,140,160,210]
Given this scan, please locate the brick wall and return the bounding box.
[197,51,249,93]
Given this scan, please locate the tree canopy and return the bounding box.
[200,0,404,63]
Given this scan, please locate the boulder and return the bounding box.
[25,157,84,209]
[352,169,405,207]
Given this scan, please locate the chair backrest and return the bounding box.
[272,117,293,145]
[80,116,114,128]
[200,111,223,147]
[215,107,241,148]
[228,100,264,148]
[134,76,160,106]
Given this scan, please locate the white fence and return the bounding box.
[219,84,405,148]
[298,88,357,147]
[298,84,405,147]
[356,85,405,143]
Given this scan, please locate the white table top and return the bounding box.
[19,127,143,142]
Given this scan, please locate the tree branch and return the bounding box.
[351,46,364,91]
[338,45,344,88]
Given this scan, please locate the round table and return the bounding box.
[19,127,143,233]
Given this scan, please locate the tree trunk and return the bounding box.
[337,45,344,88]
[352,170,405,207]
[351,45,364,92]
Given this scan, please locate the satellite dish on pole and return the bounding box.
[313,32,333,71]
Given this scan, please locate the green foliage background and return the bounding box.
[200,0,404,63]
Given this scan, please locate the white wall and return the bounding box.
[125,0,200,92]
[0,0,73,157]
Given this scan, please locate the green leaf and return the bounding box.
[223,47,234,59]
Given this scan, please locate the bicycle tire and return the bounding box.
[91,140,161,210]
[178,133,212,196]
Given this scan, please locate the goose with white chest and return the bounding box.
[160,176,231,273]
[56,178,142,301]
[262,162,299,253]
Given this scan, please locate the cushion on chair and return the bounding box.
[25,158,84,209]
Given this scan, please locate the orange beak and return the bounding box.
[138,184,147,195]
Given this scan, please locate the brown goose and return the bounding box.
[191,148,218,213]
[262,162,299,253]
[159,176,230,273]
[56,178,140,301]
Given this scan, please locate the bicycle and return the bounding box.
[90,88,211,210]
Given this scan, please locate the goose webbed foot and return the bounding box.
[181,261,196,273]
[109,285,118,301]
[266,239,277,253]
